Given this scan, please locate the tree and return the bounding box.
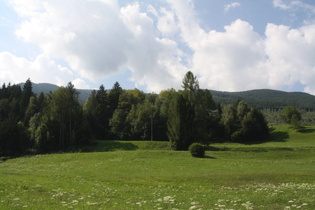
[194,89,217,144]
[108,82,122,118]
[167,93,194,150]
[24,96,38,126]
[281,106,302,128]
[110,108,130,139]
[21,79,34,117]
[109,89,145,139]
[220,104,237,137]
[44,82,82,149]
[221,101,269,143]
[127,99,155,140]
[155,89,177,141]
[182,71,199,105]
[83,90,99,138]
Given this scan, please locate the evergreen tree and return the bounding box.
[108,82,122,118]
[182,71,199,105]
[167,93,194,150]
[21,79,34,117]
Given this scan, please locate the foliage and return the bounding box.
[281,106,302,129]
[167,72,218,150]
[263,109,315,126]
[188,143,205,158]
[109,88,145,140]
[167,93,195,150]
[182,70,199,105]
[1,73,311,156]
[221,101,269,143]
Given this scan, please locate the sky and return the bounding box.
[1,0,315,95]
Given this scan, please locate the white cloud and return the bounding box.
[224,2,241,12]
[0,52,75,86]
[120,2,187,91]
[3,0,315,95]
[273,0,315,13]
[192,19,267,91]
[168,1,315,95]
[265,23,315,93]
[157,7,178,37]
[7,0,188,92]
[12,0,129,82]
[72,78,90,89]
[273,0,291,10]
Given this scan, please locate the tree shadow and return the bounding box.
[84,141,139,152]
[204,155,216,159]
[268,128,289,142]
[297,128,315,134]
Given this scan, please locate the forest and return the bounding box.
[0,71,306,156]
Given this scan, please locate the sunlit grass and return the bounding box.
[0,125,314,209]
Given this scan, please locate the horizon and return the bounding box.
[12,81,315,96]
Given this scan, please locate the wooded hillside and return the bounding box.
[24,83,315,110]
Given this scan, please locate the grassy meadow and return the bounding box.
[0,125,314,209]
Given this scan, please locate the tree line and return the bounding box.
[1,72,272,156]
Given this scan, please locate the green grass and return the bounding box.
[0,125,314,209]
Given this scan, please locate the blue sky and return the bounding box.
[1,0,315,94]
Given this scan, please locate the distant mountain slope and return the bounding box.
[20,83,315,110]
[20,83,92,104]
[32,83,59,94]
[210,89,315,110]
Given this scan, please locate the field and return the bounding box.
[0,126,314,209]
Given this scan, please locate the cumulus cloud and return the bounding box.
[192,20,266,91]
[0,52,75,86]
[167,0,315,94]
[13,0,129,81]
[120,3,187,91]
[7,0,188,92]
[224,2,241,12]
[3,0,315,95]
[72,78,90,89]
[265,23,315,93]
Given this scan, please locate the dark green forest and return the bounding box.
[0,72,312,156]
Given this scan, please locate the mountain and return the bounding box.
[20,83,92,105]
[210,89,315,110]
[19,83,315,110]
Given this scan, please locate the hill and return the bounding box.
[20,83,92,104]
[19,83,315,109]
[210,89,315,110]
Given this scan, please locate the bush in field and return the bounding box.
[189,143,205,158]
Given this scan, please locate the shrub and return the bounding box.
[189,143,205,158]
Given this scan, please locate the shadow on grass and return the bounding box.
[268,128,289,142]
[84,141,139,152]
[204,155,216,159]
[297,128,315,133]
[231,147,294,152]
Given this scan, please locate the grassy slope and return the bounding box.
[0,126,314,209]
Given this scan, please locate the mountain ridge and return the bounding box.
[19,83,315,110]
